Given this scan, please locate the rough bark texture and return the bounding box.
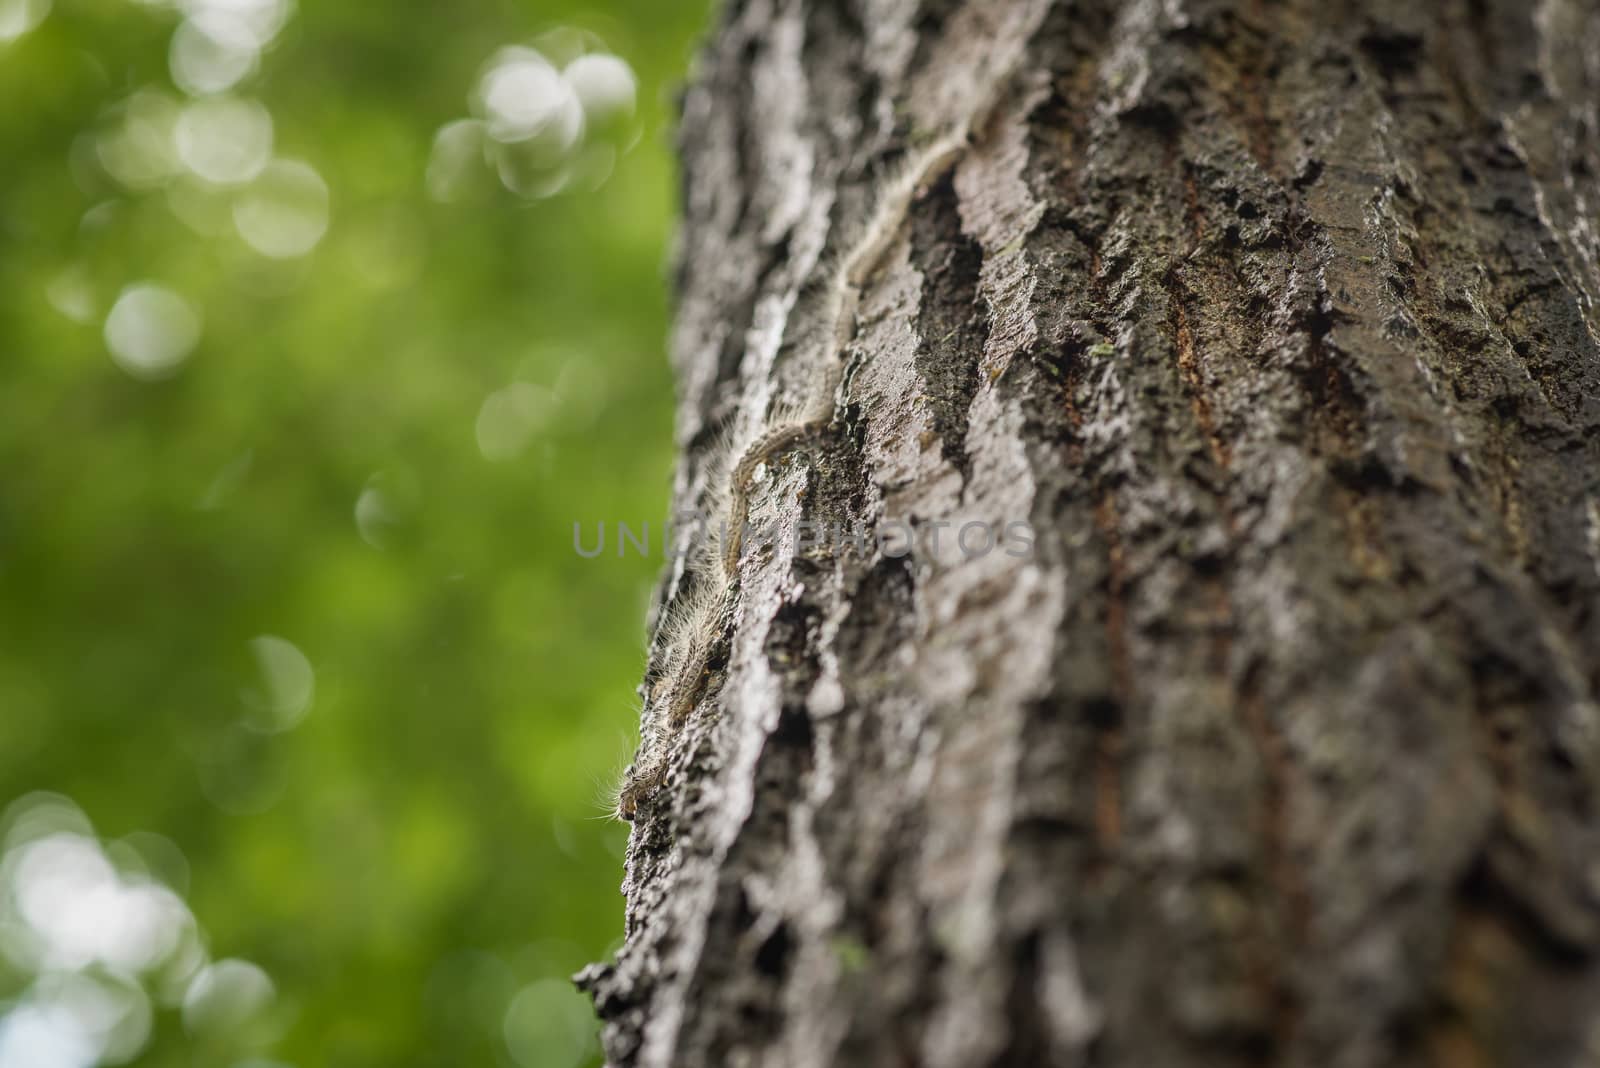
[579,1,1600,1065]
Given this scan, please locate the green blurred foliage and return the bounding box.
[0,0,709,1064]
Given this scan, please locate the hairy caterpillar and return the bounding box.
[611,61,1019,822]
[721,420,829,576]
[612,579,725,820]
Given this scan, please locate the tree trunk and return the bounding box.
[579,1,1600,1065]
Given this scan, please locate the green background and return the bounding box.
[0,0,710,1064]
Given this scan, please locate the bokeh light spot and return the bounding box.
[103,283,201,380]
[47,267,97,324]
[353,470,418,550]
[2,794,93,851]
[477,48,581,149]
[242,634,315,731]
[182,960,275,1038]
[37,972,153,1065]
[436,34,639,199]
[185,0,294,48]
[0,1000,98,1068]
[233,158,330,258]
[6,832,189,974]
[96,92,183,191]
[354,485,398,549]
[170,13,259,96]
[175,96,273,184]
[192,726,289,815]
[424,119,485,203]
[563,54,636,133]
[116,832,191,897]
[475,382,552,462]
[501,980,596,1068]
[0,0,49,44]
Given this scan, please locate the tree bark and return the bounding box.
[579,1,1600,1065]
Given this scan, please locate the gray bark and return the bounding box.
[579,1,1600,1065]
